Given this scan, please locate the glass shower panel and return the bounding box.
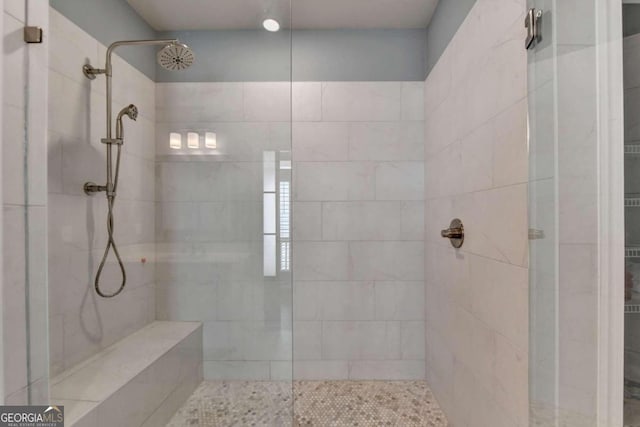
[153,1,294,421]
[3,0,50,405]
[625,3,640,423]
[528,0,624,425]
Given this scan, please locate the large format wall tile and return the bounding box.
[423,0,529,425]
[47,8,157,377]
[157,80,425,381]
[289,81,426,380]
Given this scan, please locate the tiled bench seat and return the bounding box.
[50,321,202,427]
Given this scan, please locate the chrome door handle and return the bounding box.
[441,219,464,248]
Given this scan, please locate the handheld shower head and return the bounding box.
[116,104,138,139]
[158,42,195,71]
[118,104,138,121]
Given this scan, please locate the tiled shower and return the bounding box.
[0,0,631,426]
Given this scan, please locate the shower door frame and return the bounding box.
[596,2,625,425]
[527,0,624,425]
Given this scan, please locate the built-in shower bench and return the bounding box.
[50,321,202,427]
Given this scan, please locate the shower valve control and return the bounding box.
[441,219,464,249]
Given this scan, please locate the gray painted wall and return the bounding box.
[156,29,426,82]
[50,0,474,82]
[424,0,477,76]
[50,0,158,79]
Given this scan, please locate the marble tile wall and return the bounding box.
[155,81,293,381]
[47,8,156,376]
[3,0,49,404]
[155,80,425,380]
[292,81,426,380]
[423,0,529,425]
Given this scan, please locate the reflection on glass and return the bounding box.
[205,132,217,148]
[264,193,276,234]
[187,132,199,149]
[169,132,182,149]
[264,151,277,276]
[280,181,290,271]
[264,235,276,277]
[263,151,276,192]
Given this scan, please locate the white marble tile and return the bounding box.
[294,321,322,360]
[293,82,322,121]
[204,361,271,381]
[243,82,291,122]
[322,82,402,121]
[156,282,217,322]
[243,321,292,361]
[322,201,407,241]
[400,201,425,241]
[293,361,349,380]
[375,162,424,201]
[349,122,424,161]
[401,82,425,121]
[319,281,375,321]
[469,255,528,352]
[292,202,322,241]
[294,162,376,201]
[348,360,425,380]
[322,321,400,360]
[424,50,452,115]
[293,122,349,161]
[423,0,529,422]
[3,13,27,109]
[294,241,349,281]
[493,333,528,426]
[493,98,528,187]
[3,105,26,205]
[460,120,493,193]
[349,241,424,281]
[49,9,99,82]
[374,282,425,321]
[202,321,244,361]
[5,0,26,22]
[156,83,244,123]
[293,281,320,321]
[400,321,425,360]
[51,322,201,401]
[3,207,28,396]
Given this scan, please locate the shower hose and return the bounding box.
[94,143,126,298]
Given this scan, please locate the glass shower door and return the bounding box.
[528,0,624,425]
[2,0,50,405]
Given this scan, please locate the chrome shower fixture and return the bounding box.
[157,42,195,71]
[116,104,138,139]
[82,39,194,298]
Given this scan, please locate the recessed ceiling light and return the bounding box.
[263,18,280,32]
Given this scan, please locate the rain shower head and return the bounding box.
[157,42,195,71]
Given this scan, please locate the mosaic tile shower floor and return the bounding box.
[167,380,448,426]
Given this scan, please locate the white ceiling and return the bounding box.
[126,0,439,31]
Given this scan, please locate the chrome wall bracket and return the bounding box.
[24,26,43,44]
[441,218,464,249]
[525,8,543,50]
[84,182,106,195]
[82,64,106,80]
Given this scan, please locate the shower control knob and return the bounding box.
[441,219,464,248]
